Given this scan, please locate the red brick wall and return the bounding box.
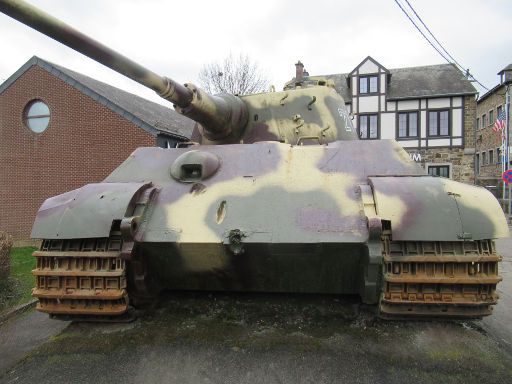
[0,65,155,239]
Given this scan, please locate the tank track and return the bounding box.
[32,233,129,317]
[379,234,502,318]
[32,232,502,320]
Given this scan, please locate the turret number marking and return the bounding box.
[337,107,353,131]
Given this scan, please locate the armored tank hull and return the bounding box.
[0,0,507,320]
[31,140,508,318]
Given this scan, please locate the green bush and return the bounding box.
[0,246,37,312]
[0,232,13,278]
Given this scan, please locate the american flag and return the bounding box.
[493,109,506,133]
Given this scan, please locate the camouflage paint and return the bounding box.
[1,0,508,318]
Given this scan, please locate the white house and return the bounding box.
[288,57,478,183]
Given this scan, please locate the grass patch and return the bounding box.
[0,246,37,312]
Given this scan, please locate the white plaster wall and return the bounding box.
[353,99,358,113]
[380,74,386,93]
[351,77,357,96]
[358,60,379,74]
[387,102,395,111]
[452,138,462,146]
[397,100,419,110]
[428,138,451,147]
[452,97,462,107]
[452,109,462,137]
[399,141,419,148]
[380,113,395,139]
[420,111,427,138]
[421,99,426,109]
[358,96,379,113]
[428,98,450,108]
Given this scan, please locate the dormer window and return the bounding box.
[359,75,378,94]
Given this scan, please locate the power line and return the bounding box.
[393,1,452,64]
[403,0,465,71]
[402,0,489,91]
[394,0,489,91]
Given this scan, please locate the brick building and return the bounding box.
[475,64,512,213]
[0,56,194,240]
[287,57,478,183]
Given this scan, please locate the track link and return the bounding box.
[379,235,502,318]
[32,234,129,317]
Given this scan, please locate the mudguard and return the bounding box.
[31,182,150,239]
[369,176,508,241]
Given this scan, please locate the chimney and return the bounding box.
[295,60,304,80]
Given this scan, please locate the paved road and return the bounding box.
[478,228,512,350]
[1,231,511,384]
[0,310,69,375]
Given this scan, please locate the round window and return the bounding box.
[24,100,50,133]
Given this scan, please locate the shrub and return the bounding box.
[0,232,13,279]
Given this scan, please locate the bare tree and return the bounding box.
[198,53,269,95]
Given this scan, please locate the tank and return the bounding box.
[0,0,508,319]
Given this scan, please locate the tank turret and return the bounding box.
[0,0,356,145]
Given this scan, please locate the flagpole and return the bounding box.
[504,131,507,217]
[506,85,511,221]
[503,101,506,211]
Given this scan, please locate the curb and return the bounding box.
[0,299,37,324]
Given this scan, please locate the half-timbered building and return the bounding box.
[288,57,478,183]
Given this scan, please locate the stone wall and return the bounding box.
[476,85,506,181]
[404,147,474,183]
[475,84,508,209]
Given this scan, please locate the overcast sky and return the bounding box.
[0,0,511,107]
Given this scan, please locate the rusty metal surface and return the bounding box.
[32,289,125,300]
[33,236,129,316]
[32,251,121,258]
[380,235,501,318]
[36,300,128,316]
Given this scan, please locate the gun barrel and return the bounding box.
[1,0,250,141]
[0,0,193,108]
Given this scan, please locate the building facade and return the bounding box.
[475,64,512,213]
[291,57,478,183]
[0,56,194,240]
